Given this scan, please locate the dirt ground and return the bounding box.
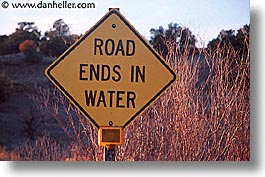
[0,54,60,149]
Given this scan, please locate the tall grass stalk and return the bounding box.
[17,34,249,161]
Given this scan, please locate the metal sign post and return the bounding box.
[104,145,116,161]
[98,126,122,161]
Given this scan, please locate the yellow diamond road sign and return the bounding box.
[45,9,176,128]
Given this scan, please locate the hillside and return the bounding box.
[0,54,61,148]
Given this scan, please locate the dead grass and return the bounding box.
[0,147,20,161]
[11,34,250,161]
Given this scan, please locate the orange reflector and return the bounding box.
[98,127,123,146]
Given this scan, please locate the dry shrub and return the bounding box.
[19,39,43,63]
[17,135,67,161]
[116,35,250,161]
[17,33,249,161]
[18,87,103,161]
[0,72,13,102]
[0,147,19,160]
[19,39,36,53]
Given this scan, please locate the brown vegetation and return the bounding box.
[1,32,250,161]
[19,39,36,53]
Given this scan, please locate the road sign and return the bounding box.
[45,9,176,129]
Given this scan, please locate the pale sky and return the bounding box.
[0,0,250,45]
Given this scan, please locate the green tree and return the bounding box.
[39,19,79,57]
[149,23,196,58]
[0,22,40,55]
[235,24,250,54]
[207,24,250,52]
[0,35,8,43]
[17,22,40,37]
[0,31,39,55]
[52,19,70,37]
[39,37,68,57]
